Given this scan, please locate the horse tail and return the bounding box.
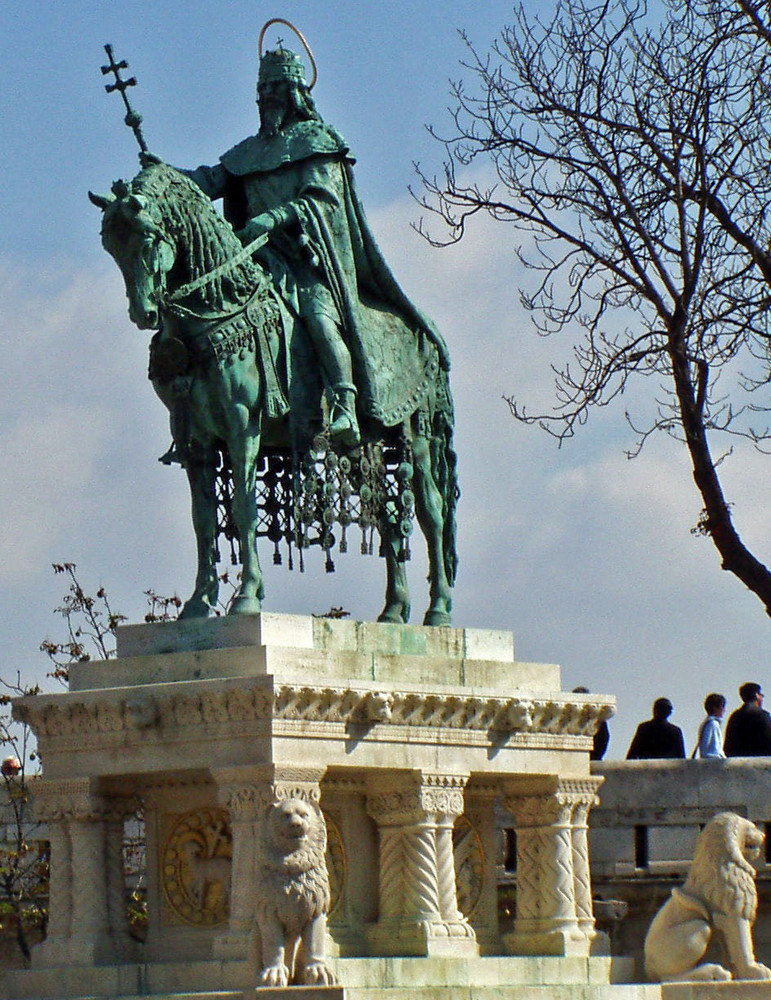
[429,369,459,588]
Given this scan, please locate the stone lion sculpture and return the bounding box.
[645,812,771,982]
[255,796,337,987]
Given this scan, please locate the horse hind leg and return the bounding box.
[411,431,453,627]
[227,420,264,616]
[180,446,220,618]
[377,520,411,624]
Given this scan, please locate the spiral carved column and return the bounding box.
[568,779,604,946]
[502,776,603,957]
[365,771,477,957]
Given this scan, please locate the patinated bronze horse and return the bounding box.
[91,161,457,624]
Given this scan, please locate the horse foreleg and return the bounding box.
[377,515,411,624]
[412,433,453,627]
[228,421,264,615]
[180,449,220,618]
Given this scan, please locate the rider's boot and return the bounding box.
[329,384,360,446]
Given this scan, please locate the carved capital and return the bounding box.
[367,772,468,826]
[213,764,325,820]
[502,775,603,827]
[31,778,136,823]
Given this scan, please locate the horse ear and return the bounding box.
[88,191,115,211]
[127,194,148,214]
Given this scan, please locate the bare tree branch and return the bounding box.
[421,0,771,615]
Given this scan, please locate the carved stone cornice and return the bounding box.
[14,681,614,745]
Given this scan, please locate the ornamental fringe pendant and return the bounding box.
[215,429,415,573]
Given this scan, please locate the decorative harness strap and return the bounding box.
[165,232,269,304]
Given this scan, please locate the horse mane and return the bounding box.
[132,162,260,311]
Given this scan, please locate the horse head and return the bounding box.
[90,164,180,330]
[92,161,258,331]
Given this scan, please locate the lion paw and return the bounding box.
[693,964,732,982]
[257,963,290,988]
[299,961,338,986]
[738,962,771,981]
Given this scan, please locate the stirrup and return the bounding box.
[329,409,360,446]
[329,385,360,445]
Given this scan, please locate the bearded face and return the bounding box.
[258,79,318,135]
[258,80,290,135]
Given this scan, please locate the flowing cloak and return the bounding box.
[189,120,452,428]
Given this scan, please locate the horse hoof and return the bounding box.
[378,603,410,624]
[180,597,214,619]
[229,595,262,616]
[423,609,452,627]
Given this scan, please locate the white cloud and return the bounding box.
[0,406,110,583]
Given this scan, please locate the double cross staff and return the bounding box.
[101,43,148,156]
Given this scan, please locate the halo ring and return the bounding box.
[258,18,318,90]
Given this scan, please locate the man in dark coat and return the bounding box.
[724,682,771,757]
[626,698,686,760]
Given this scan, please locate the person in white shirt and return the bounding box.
[695,692,727,759]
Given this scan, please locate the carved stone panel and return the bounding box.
[160,807,232,927]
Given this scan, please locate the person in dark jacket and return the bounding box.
[724,682,771,757]
[626,698,686,760]
[573,686,610,760]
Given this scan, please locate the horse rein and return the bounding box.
[163,231,269,307]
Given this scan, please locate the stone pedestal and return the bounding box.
[9,613,614,996]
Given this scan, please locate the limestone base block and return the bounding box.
[1,955,647,1000]
[366,916,478,958]
[504,926,594,958]
[7,613,618,998]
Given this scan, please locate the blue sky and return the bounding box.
[2,1,770,757]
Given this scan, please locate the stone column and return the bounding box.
[32,815,71,967]
[366,771,477,957]
[502,776,602,957]
[31,778,134,967]
[212,764,326,961]
[459,782,500,954]
[104,803,137,961]
[569,778,604,947]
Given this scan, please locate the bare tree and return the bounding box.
[418,0,771,614]
[0,674,45,965]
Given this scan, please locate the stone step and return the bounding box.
[7,987,662,1000]
[0,956,649,1000]
[67,642,556,694]
[25,984,771,1000]
[115,614,516,664]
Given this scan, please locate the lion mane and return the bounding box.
[645,812,770,983]
[684,812,759,922]
[255,798,331,930]
[254,796,336,988]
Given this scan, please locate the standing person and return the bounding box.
[626,698,686,760]
[572,686,610,760]
[693,692,726,759]
[724,683,771,757]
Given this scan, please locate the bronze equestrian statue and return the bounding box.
[91,27,458,625]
